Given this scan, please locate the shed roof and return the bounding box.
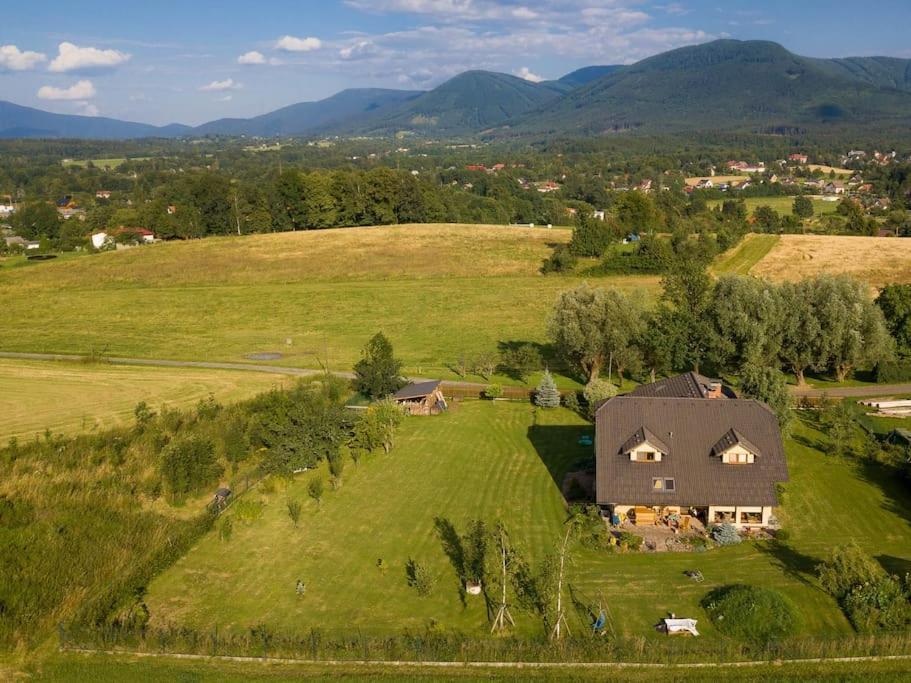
[393,380,442,400]
[596,395,787,507]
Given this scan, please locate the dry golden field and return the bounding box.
[749,235,911,289]
[684,174,749,187]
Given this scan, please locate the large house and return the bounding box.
[595,372,788,528]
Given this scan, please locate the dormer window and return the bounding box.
[622,427,669,462]
[712,429,760,464]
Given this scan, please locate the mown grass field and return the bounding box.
[750,235,911,289]
[23,651,911,681]
[0,359,283,441]
[146,401,911,642]
[707,196,839,217]
[0,224,659,383]
[712,234,780,276]
[61,157,153,169]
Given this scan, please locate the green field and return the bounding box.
[712,234,780,276]
[0,224,659,384]
[146,401,911,642]
[23,651,911,681]
[61,156,153,169]
[708,196,839,217]
[0,359,284,441]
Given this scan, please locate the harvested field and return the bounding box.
[749,235,911,289]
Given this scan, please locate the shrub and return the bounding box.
[583,378,617,416]
[484,384,503,399]
[286,499,302,526]
[500,344,542,383]
[701,584,799,645]
[562,391,581,413]
[534,370,561,408]
[405,559,435,596]
[817,542,883,601]
[159,436,222,500]
[874,360,911,383]
[615,530,643,552]
[711,523,741,546]
[308,477,324,507]
[843,576,911,632]
[541,244,577,273]
[233,499,264,524]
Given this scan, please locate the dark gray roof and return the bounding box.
[596,395,787,507]
[711,428,762,458]
[393,380,442,400]
[628,372,735,399]
[621,426,670,455]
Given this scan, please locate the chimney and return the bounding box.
[706,382,723,399]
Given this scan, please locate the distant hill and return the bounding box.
[348,71,567,135]
[556,65,623,88]
[513,40,911,136]
[192,88,422,137]
[0,100,188,139]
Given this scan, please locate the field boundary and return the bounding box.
[58,646,911,671]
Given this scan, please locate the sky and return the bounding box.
[2,0,910,127]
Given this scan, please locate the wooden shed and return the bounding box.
[393,381,448,416]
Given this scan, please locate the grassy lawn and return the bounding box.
[22,651,911,681]
[0,224,659,383]
[146,401,911,643]
[708,196,839,217]
[0,359,284,441]
[712,234,780,276]
[61,157,153,169]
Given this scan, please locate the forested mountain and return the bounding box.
[0,100,188,139]
[192,88,421,137]
[512,40,911,136]
[346,70,568,135]
[3,40,911,140]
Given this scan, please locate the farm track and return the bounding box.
[2,351,910,398]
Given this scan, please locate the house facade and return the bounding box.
[595,373,788,528]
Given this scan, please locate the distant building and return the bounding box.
[788,153,808,164]
[95,190,112,200]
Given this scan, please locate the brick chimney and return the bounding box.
[705,382,723,399]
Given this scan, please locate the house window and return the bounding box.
[652,477,675,492]
[639,451,656,461]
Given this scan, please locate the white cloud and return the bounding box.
[48,42,130,72]
[0,44,47,71]
[275,35,322,52]
[238,50,267,65]
[37,79,97,101]
[515,66,543,82]
[78,102,100,116]
[199,78,242,91]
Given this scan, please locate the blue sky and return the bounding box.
[2,0,910,126]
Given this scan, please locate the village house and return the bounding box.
[95,190,112,200]
[392,381,448,416]
[694,178,713,189]
[824,181,846,195]
[726,160,766,173]
[595,372,788,529]
[788,153,808,164]
[535,181,561,193]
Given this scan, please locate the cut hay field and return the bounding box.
[0,359,283,441]
[0,224,659,382]
[807,164,853,177]
[749,235,911,289]
[146,400,911,641]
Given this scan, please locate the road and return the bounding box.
[2,351,909,398]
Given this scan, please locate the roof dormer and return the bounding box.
[712,428,760,464]
[622,427,669,462]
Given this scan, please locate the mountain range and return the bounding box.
[2,39,910,141]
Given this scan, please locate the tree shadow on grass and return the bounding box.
[791,432,827,452]
[876,554,911,577]
[854,460,911,536]
[433,516,467,607]
[755,540,822,590]
[526,424,595,500]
